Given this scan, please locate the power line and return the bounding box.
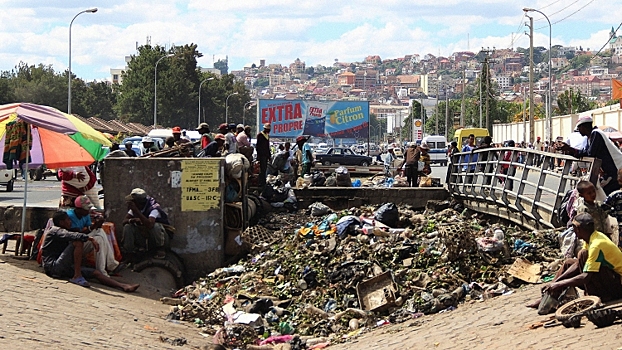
[538,0,563,10]
[592,22,622,59]
[536,0,596,29]
[534,0,581,22]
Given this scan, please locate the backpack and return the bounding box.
[556,189,574,226]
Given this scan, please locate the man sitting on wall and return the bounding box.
[67,195,120,277]
[121,188,172,262]
[42,211,139,292]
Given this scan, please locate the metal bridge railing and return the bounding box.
[447,147,601,230]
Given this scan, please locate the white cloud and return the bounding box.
[0,0,614,80]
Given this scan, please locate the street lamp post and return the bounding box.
[243,101,255,125]
[198,77,215,126]
[524,7,552,143]
[68,8,97,114]
[225,92,239,125]
[154,53,174,127]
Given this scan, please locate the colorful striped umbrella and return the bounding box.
[0,103,111,168]
[0,102,113,240]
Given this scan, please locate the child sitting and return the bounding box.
[573,180,613,238]
[604,168,622,247]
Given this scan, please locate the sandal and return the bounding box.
[154,250,166,260]
[69,276,91,288]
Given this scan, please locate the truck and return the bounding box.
[316,147,373,166]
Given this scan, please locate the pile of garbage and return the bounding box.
[164,201,563,349]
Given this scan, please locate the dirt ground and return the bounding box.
[1,246,622,350]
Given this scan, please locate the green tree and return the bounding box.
[78,81,117,120]
[556,88,595,115]
[115,44,204,127]
[253,77,269,88]
[0,73,14,104]
[214,58,229,75]
[401,100,423,140]
[8,62,67,111]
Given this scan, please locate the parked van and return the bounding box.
[422,135,448,166]
[453,128,490,150]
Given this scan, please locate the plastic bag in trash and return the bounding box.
[335,166,348,175]
[374,203,399,227]
[309,202,331,216]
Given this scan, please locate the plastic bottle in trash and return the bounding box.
[222,265,246,274]
[493,229,505,241]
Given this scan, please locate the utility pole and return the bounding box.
[445,86,449,140]
[479,48,493,133]
[526,15,535,144]
[478,69,483,128]
[460,64,466,127]
[434,81,441,135]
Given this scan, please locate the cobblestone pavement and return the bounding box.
[1,249,622,350]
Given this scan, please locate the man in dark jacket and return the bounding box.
[558,115,622,195]
[42,211,139,292]
[256,123,271,188]
[404,142,420,187]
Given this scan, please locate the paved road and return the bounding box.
[1,246,619,349]
[0,178,104,208]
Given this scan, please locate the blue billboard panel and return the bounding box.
[258,100,369,139]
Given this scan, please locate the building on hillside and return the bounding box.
[493,75,512,90]
[564,75,601,97]
[354,70,378,89]
[338,71,355,86]
[289,58,305,74]
[551,57,569,70]
[421,72,439,97]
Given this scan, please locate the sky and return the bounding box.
[0,0,617,82]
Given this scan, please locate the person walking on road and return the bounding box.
[404,142,420,187]
[256,123,271,189]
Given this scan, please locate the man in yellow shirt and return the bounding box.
[536,213,622,304]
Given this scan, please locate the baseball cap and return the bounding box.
[141,136,153,143]
[125,188,147,202]
[196,122,210,131]
[263,123,271,130]
[218,123,228,131]
[236,124,244,129]
[296,135,309,142]
[576,115,593,128]
[172,126,182,133]
[74,195,94,210]
[420,142,430,150]
[572,212,594,228]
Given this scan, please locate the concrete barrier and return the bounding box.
[103,158,226,283]
[294,187,450,211]
[0,206,57,233]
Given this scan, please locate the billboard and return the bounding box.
[258,100,369,139]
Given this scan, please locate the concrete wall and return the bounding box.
[294,187,450,211]
[492,104,622,143]
[0,206,56,232]
[103,158,225,283]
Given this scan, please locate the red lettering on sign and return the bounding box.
[285,104,293,120]
[294,103,302,119]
